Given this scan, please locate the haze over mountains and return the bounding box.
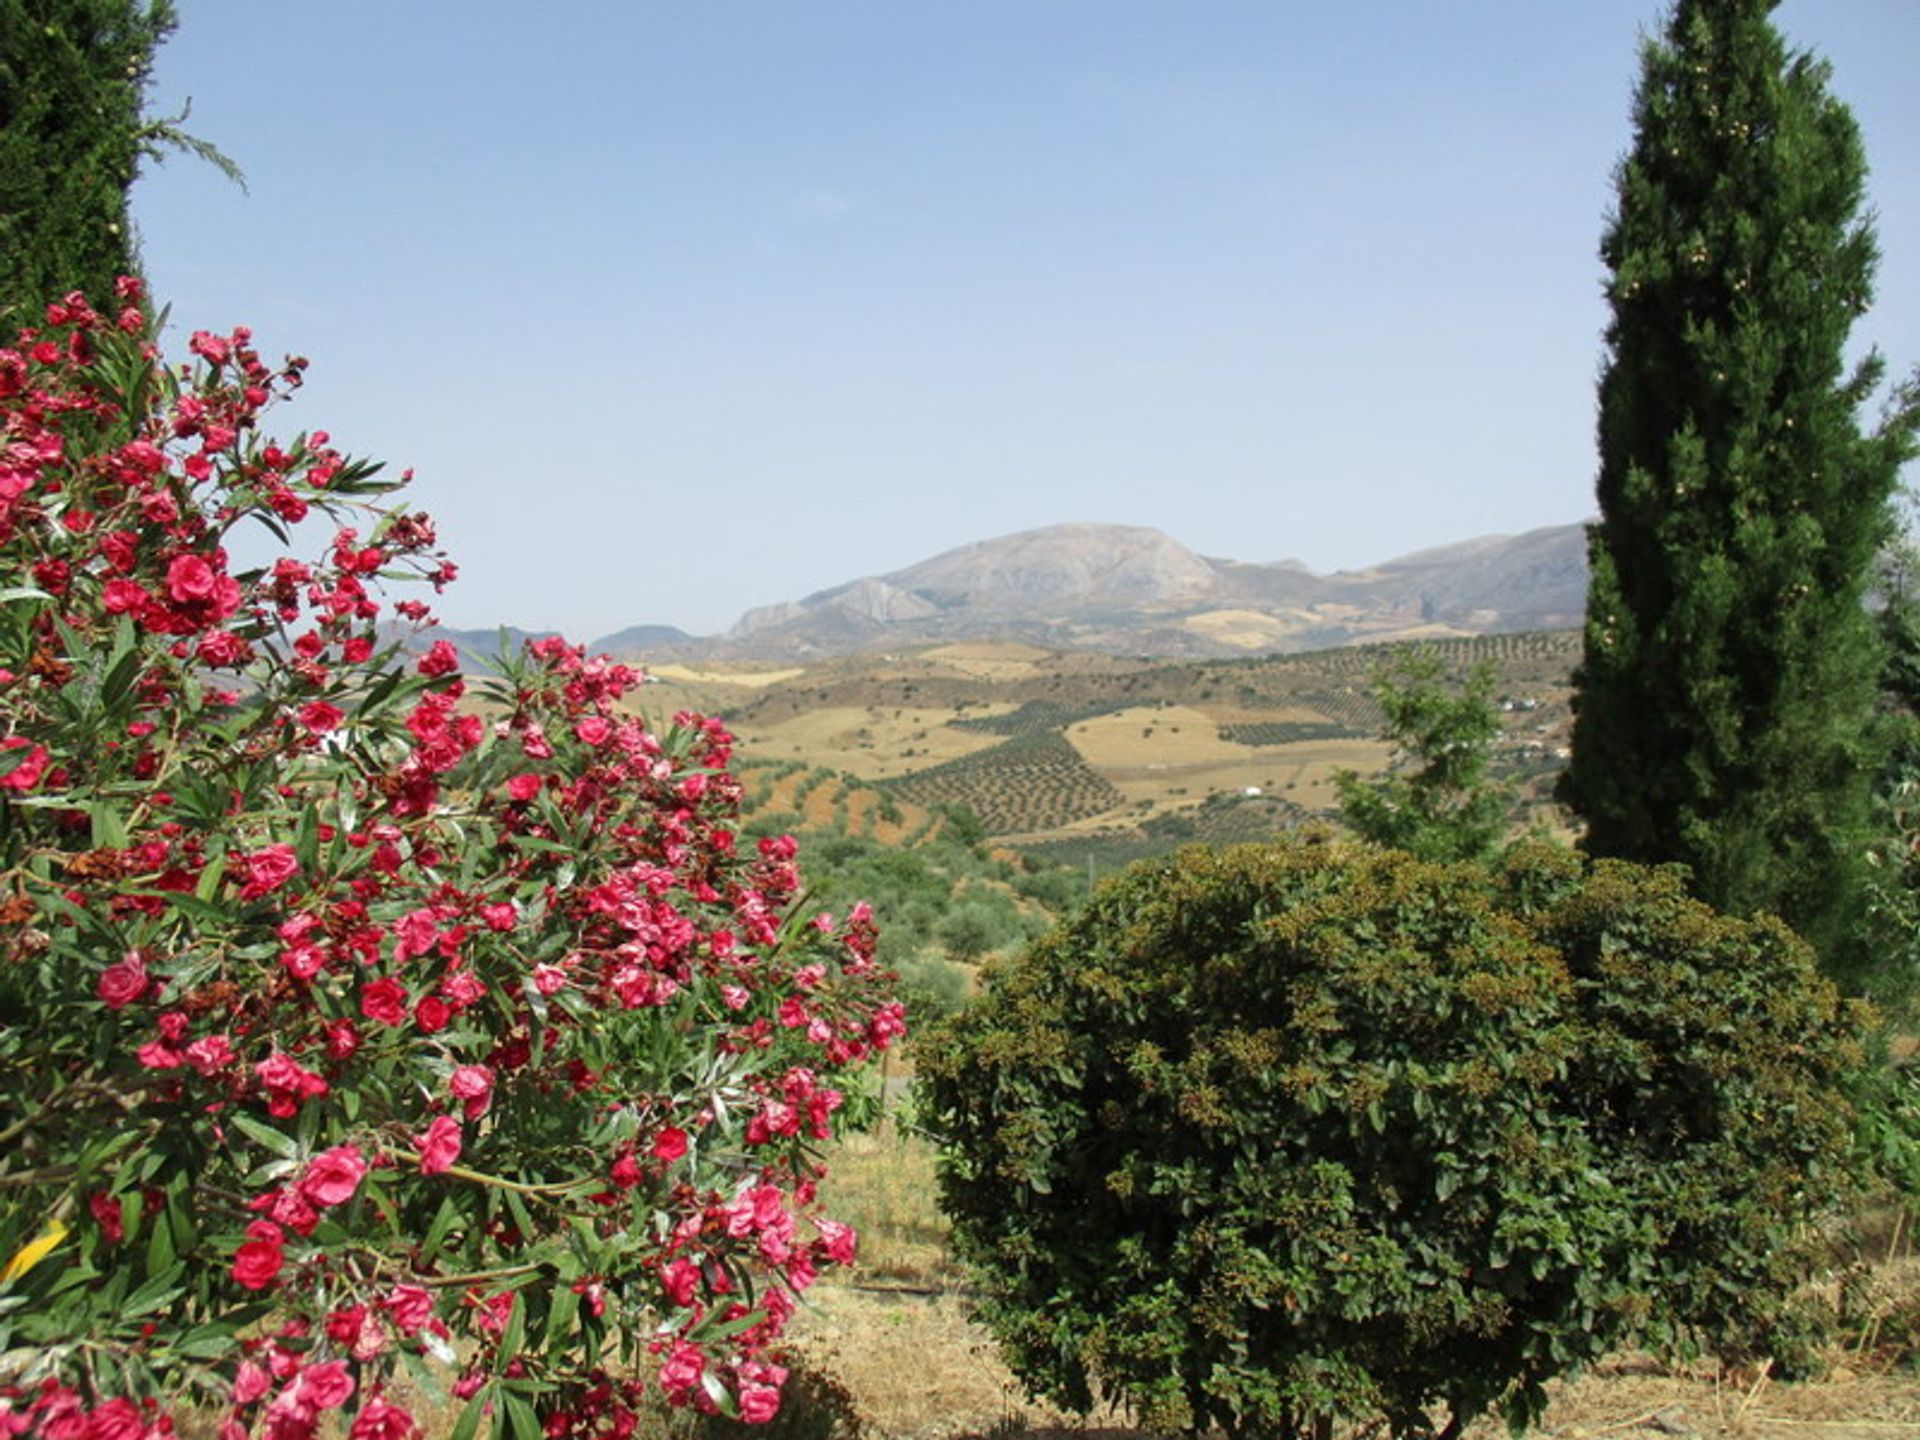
[453,522,1592,665]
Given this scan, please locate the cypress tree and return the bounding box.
[1561,0,1920,978]
[0,0,236,325]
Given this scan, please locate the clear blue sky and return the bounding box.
[134,2,1920,641]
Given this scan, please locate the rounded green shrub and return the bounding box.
[919,837,1865,1440]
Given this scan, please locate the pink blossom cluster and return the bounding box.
[0,289,902,1437]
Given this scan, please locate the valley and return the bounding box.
[631,629,1582,864]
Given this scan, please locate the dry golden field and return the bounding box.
[729,704,1017,780]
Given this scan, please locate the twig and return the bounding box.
[1589,1410,1672,1436]
[1735,1357,1774,1422]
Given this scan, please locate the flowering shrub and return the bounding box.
[0,284,904,1438]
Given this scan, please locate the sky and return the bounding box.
[134,2,1920,642]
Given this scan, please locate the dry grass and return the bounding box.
[1058,709,1389,813]
[731,706,1013,779]
[1065,706,1256,766]
[1174,609,1297,649]
[821,1119,963,1288]
[920,643,1056,681]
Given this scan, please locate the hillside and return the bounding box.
[630,631,1581,867]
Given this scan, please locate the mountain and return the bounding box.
[587,521,1592,663]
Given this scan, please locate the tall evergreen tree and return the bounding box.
[1561,0,1920,977]
[0,0,234,325]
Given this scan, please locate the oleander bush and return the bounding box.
[0,287,903,1437]
[920,836,1866,1440]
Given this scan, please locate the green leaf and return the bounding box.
[88,802,129,849]
[144,1203,175,1274]
[502,1390,543,1440]
[448,1386,491,1440]
[228,1111,299,1160]
[122,1266,185,1318]
[421,1197,461,1261]
[544,1282,579,1348]
[493,1293,526,1373]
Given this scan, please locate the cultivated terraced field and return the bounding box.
[662,632,1579,855]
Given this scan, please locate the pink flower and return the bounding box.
[166,552,219,604]
[658,1340,705,1401]
[96,951,149,1010]
[349,1398,419,1440]
[280,943,325,981]
[740,1383,783,1425]
[185,1033,235,1076]
[415,1115,462,1175]
[295,1359,355,1410]
[418,639,460,676]
[0,738,48,793]
[235,844,301,901]
[80,1398,146,1439]
[88,1190,125,1244]
[814,1217,857,1266]
[661,1258,700,1309]
[325,1020,361,1061]
[383,1284,435,1334]
[251,1185,320,1237]
[505,772,541,803]
[574,716,612,746]
[189,330,230,365]
[449,1065,494,1119]
[298,701,344,735]
[471,1290,516,1337]
[360,976,408,1027]
[298,1145,367,1208]
[610,1151,643,1190]
[101,578,149,614]
[391,907,440,963]
[232,1221,285,1291]
[232,1359,272,1404]
[256,1052,329,1117]
[651,1126,688,1162]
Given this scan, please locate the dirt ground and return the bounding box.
[787,1284,1920,1440]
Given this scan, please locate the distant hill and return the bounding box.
[589,623,697,654]
[588,521,1592,663]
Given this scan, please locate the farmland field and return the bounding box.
[692,629,1576,855]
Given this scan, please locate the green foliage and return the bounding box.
[1561,0,1920,979]
[751,826,1066,983]
[1335,651,1510,863]
[921,837,1865,1440]
[0,0,238,322]
[935,897,1023,965]
[1855,533,1920,1014]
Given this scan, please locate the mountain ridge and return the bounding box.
[430,521,1593,665]
[593,520,1591,661]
